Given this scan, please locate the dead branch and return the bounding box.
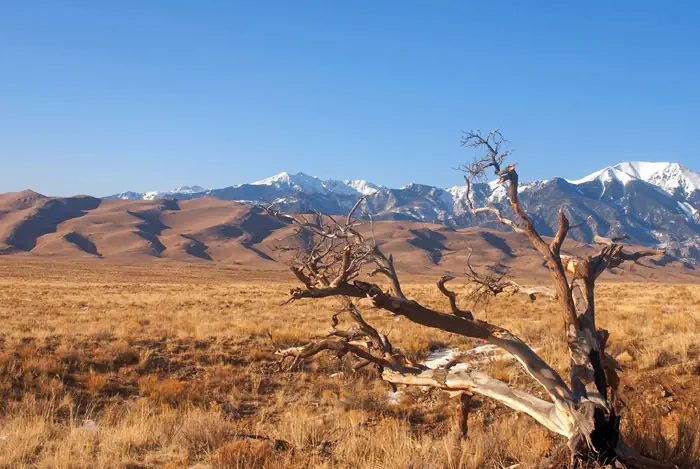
[463,176,525,234]
[382,367,572,436]
[462,248,513,304]
[461,249,556,303]
[436,275,473,319]
[550,208,570,256]
[460,129,513,178]
[266,130,671,468]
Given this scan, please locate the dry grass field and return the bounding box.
[0,258,699,468]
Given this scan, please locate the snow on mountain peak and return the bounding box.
[172,185,206,194]
[251,172,329,193]
[108,162,699,220]
[251,171,293,186]
[113,185,207,200]
[251,172,380,195]
[142,191,161,200]
[568,161,700,195]
[635,162,700,195]
[344,179,381,195]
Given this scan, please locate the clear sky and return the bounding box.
[1,1,699,196]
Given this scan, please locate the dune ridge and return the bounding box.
[0,191,696,282]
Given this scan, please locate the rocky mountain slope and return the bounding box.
[106,162,700,266]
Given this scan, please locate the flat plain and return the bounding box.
[0,258,699,468]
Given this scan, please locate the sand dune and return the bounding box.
[0,191,696,282]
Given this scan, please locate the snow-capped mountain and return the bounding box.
[110,185,207,201]
[563,162,700,223]
[250,172,381,196]
[569,162,700,195]
[251,172,327,192]
[105,163,700,265]
[108,173,379,202]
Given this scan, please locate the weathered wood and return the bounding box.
[436,274,473,318]
[459,130,670,466]
[383,367,574,437]
[268,128,671,468]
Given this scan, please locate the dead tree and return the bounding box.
[263,129,669,468]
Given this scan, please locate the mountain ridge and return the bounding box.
[7,161,700,267]
[106,161,700,203]
[102,161,700,266]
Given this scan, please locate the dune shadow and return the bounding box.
[7,196,102,251]
[480,232,514,258]
[134,231,166,256]
[127,209,170,236]
[63,232,101,257]
[162,198,180,211]
[408,228,449,264]
[181,234,213,261]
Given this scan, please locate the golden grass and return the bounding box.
[0,258,699,468]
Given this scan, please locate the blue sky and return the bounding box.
[1,1,699,196]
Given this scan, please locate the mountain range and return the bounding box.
[0,161,697,276]
[105,162,700,266]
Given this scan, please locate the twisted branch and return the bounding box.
[437,275,473,319]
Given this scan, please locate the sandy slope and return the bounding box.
[0,190,696,282]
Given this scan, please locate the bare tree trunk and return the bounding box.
[265,129,672,468]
